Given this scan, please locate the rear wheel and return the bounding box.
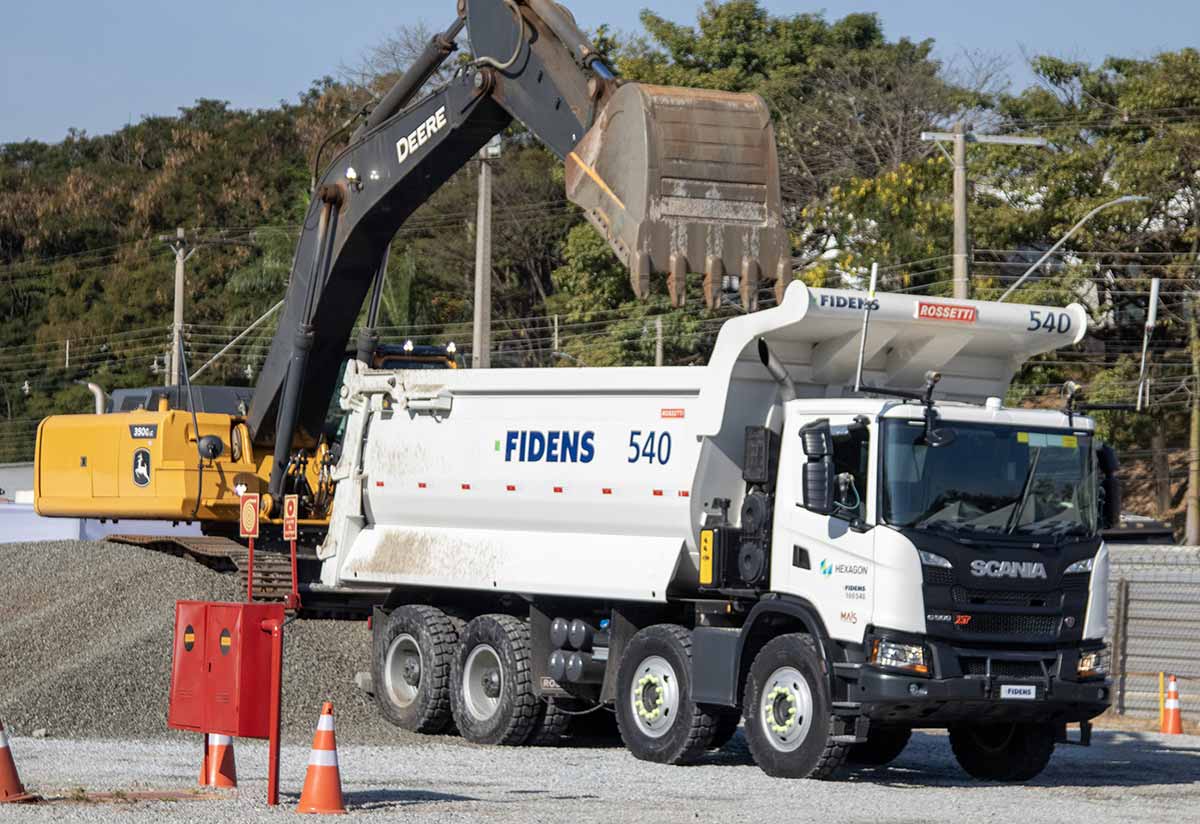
[373,605,460,733]
[451,614,540,745]
[948,722,1055,781]
[847,726,912,766]
[615,624,719,765]
[743,634,846,779]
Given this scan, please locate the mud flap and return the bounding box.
[565,83,789,310]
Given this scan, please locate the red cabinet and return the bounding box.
[167,601,285,739]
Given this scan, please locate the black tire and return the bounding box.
[450,614,540,745]
[709,710,742,751]
[614,624,719,765]
[372,605,460,734]
[743,633,847,779]
[948,723,1055,782]
[847,726,912,766]
[525,699,572,746]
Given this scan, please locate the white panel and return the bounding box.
[1082,542,1110,640]
[341,524,685,602]
[870,528,927,635]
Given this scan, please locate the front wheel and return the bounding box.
[948,722,1055,782]
[743,633,846,779]
[614,624,719,765]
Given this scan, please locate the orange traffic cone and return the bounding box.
[297,702,346,815]
[204,734,237,788]
[1162,675,1184,735]
[0,720,39,804]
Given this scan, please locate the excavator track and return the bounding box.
[104,534,372,618]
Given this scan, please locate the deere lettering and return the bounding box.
[505,430,595,463]
[970,560,1047,579]
[396,107,449,166]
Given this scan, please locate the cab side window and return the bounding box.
[830,421,869,521]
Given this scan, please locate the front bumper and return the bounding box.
[854,635,1111,726]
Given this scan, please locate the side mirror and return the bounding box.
[1098,444,1121,530]
[799,419,834,515]
[198,435,225,461]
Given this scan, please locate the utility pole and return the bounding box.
[161,228,196,387]
[1188,298,1200,545]
[473,137,501,369]
[158,228,256,387]
[921,127,1048,300]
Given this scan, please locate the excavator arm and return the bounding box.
[248,0,789,510]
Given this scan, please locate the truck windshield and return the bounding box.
[881,419,1097,541]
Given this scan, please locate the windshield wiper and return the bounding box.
[1005,448,1042,535]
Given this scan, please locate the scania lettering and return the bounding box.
[971,560,1049,579]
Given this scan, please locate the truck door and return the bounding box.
[772,415,875,645]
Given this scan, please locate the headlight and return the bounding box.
[918,550,953,568]
[870,639,929,675]
[1078,648,1109,678]
[1065,557,1095,574]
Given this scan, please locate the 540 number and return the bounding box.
[628,430,672,465]
[1027,310,1072,334]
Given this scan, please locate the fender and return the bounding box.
[691,594,834,708]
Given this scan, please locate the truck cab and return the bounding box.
[765,398,1111,731]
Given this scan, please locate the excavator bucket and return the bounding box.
[565,84,789,310]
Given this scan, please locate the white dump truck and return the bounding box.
[315,282,1116,780]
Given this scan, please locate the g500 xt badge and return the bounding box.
[133,448,152,487]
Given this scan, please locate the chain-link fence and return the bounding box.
[1108,546,1200,719]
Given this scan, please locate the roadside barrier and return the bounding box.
[297,702,346,815]
[0,720,38,804]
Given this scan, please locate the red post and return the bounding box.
[261,617,284,806]
[288,539,300,610]
[247,537,255,602]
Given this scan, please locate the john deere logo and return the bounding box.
[819,559,833,577]
[132,448,151,487]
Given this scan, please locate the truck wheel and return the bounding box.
[614,624,719,765]
[948,723,1055,781]
[525,699,571,746]
[743,633,846,779]
[451,614,540,745]
[847,726,911,766]
[373,605,460,733]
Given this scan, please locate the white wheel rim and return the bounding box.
[383,633,422,708]
[630,655,680,739]
[759,666,813,753]
[464,644,504,723]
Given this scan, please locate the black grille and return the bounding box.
[959,613,1059,636]
[961,657,1048,679]
[952,587,1058,608]
[923,566,956,586]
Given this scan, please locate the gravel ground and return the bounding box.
[0,541,401,744]
[1,729,1197,823]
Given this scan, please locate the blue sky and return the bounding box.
[3,1,1197,143]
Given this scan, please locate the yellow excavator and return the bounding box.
[35,0,788,542]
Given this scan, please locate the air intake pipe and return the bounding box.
[757,338,796,403]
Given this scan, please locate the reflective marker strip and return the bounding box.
[317,715,335,732]
[376,481,385,487]
[418,482,427,489]
[308,749,339,767]
[1165,697,1181,709]
[653,490,663,497]
[506,485,516,492]
[678,491,689,498]
[208,734,233,745]
[602,488,612,495]
[553,486,563,494]
[461,484,471,490]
